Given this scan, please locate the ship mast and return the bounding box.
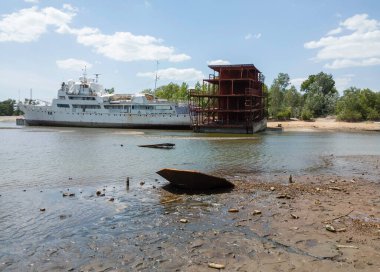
[154,60,159,100]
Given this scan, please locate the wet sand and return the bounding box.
[123,173,380,271]
[267,118,380,132]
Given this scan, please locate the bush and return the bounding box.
[337,109,363,122]
[276,107,291,120]
[367,109,380,121]
[301,108,313,121]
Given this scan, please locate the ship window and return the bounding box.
[57,104,70,108]
[72,105,101,109]
[155,105,172,110]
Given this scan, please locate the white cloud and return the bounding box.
[325,58,380,69]
[137,67,204,82]
[304,13,380,69]
[326,27,342,36]
[0,5,76,42]
[24,0,39,3]
[56,58,92,71]
[61,25,191,62]
[244,33,261,40]
[335,74,355,92]
[0,5,190,63]
[207,59,231,65]
[290,77,307,90]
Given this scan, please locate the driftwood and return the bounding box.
[157,168,234,190]
[138,143,175,149]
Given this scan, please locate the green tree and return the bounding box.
[283,85,302,117]
[0,99,16,116]
[336,87,380,121]
[268,73,302,120]
[104,87,115,94]
[301,72,338,117]
[153,82,189,102]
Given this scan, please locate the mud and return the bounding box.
[1,158,379,271]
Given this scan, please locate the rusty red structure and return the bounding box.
[189,64,266,134]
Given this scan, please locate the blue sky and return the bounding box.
[1,0,380,101]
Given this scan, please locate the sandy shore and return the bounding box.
[267,118,380,132]
[0,116,22,122]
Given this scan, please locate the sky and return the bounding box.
[0,0,380,101]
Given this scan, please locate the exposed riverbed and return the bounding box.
[0,121,379,271]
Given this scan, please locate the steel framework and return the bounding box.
[189,64,265,133]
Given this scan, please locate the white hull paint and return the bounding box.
[18,74,191,129]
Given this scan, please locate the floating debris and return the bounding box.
[336,227,347,232]
[336,244,359,249]
[228,208,239,213]
[290,213,299,219]
[40,208,46,212]
[179,219,188,223]
[329,186,342,191]
[157,168,234,190]
[252,210,262,215]
[109,198,115,202]
[325,224,336,232]
[208,263,225,269]
[138,143,175,149]
[270,187,275,191]
[289,175,293,183]
[62,192,75,197]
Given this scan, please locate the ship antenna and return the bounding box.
[94,73,101,83]
[154,60,160,100]
[82,66,87,83]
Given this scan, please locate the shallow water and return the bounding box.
[0,121,379,270]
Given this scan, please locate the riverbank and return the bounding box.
[267,118,380,132]
[0,116,21,122]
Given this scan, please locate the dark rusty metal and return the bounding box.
[189,64,266,134]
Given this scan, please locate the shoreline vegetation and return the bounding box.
[3,115,380,132]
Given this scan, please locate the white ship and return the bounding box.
[18,74,191,129]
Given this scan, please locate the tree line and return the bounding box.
[0,99,22,116]
[267,72,380,121]
[2,72,379,121]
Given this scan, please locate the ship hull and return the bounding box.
[24,119,190,129]
[19,104,191,129]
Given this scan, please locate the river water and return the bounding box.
[0,121,379,270]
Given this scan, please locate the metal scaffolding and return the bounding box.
[189,64,265,134]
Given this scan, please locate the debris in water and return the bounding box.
[138,143,175,149]
[252,210,262,215]
[336,244,359,249]
[62,192,75,197]
[180,219,188,223]
[228,208,239,213]
[156,168,234,190]
[325,224,336,232]
[40,208,46,212]
[208,262,225,269]
[290,213,299,219]
[329,186,342,191]
[289,175,293,183]
[270,187,275,191]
